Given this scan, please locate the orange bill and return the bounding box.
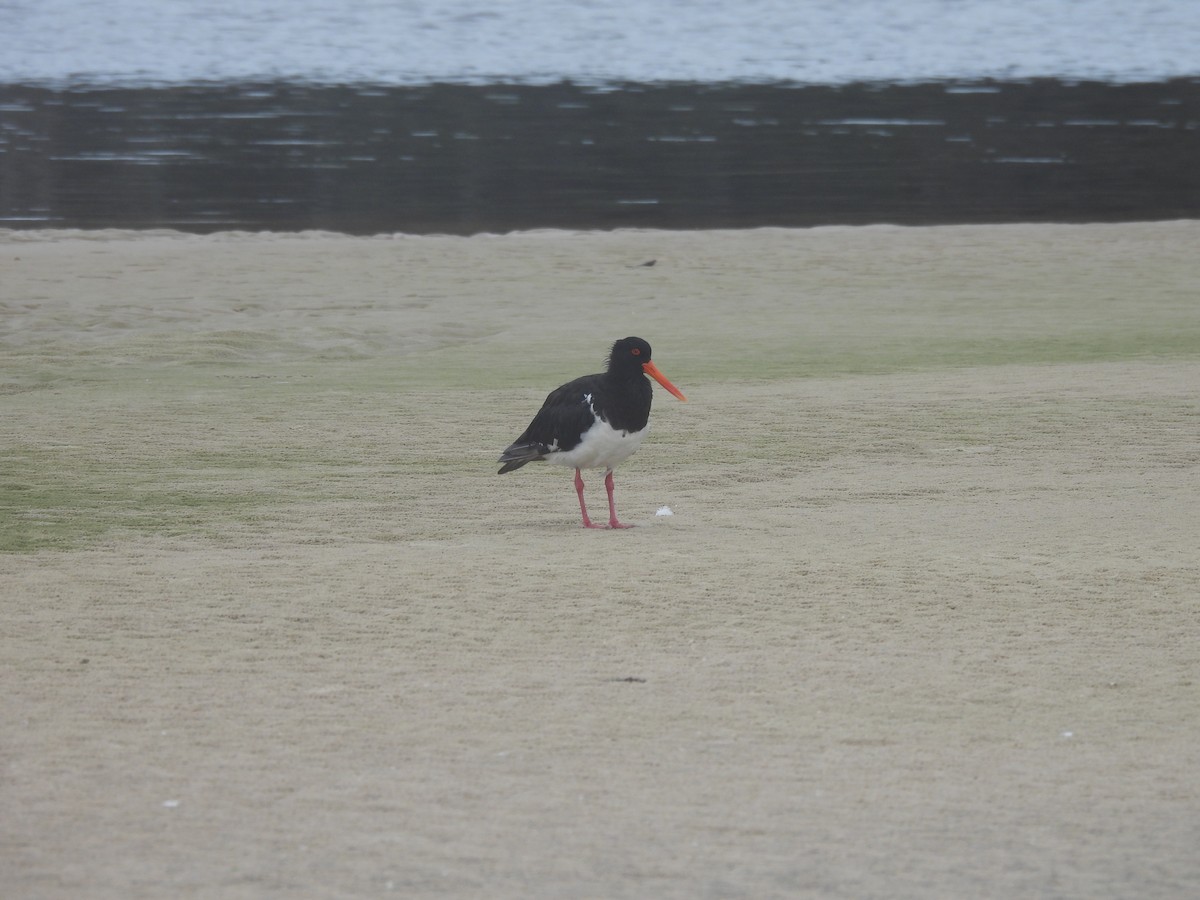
[642,361,687,401]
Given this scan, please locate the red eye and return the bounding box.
[631,348,641,356]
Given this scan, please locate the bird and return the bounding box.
[498,336,686,528]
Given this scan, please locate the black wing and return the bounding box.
[497,375,602,474]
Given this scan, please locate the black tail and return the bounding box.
[497,441,549,474]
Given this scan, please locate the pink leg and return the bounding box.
[605,469,634,529]
[575,469,603,529]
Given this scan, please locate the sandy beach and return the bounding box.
[3,222,1199,898]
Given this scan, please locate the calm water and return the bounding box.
[2,80,1198,233]
[5,1,1199,86]
[3,1,1198,233]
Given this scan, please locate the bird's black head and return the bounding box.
[607,336,653,373]
[606,336,687,401]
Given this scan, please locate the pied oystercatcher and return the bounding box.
[498,336,687,528]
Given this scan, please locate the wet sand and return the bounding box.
[3,222,1199,897]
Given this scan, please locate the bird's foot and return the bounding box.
[608,520,635,529]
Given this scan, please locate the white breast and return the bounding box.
[550,419,649,470]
